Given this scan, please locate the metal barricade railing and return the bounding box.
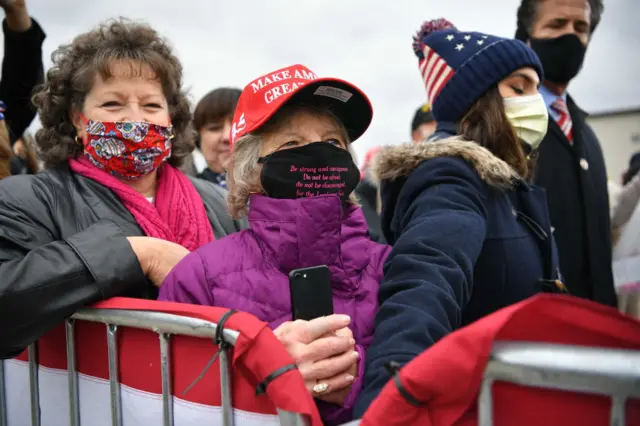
[479,342,640,426]
[0,308,310,426]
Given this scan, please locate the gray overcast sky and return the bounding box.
[17,0,640,163]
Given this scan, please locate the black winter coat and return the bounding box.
[0,165,246,358]
[534,96,616,306]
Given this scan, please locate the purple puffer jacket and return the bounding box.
[159,194,390,424]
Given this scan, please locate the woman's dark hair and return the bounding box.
[460,86,534,179]
[33,18,195,169]
[193,88,241,131]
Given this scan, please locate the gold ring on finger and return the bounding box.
[312,382,329,395]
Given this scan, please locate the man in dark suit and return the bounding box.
[515,0,616,306]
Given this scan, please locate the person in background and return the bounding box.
[611,153,640,246]
[0,0,45,176]
[515,0,616,306]
[410,102,436,143]
[608,179,622,219]
[610,154,640,224]
[610,153,640,317]
[9,131,39,174]
[0,19,244,359]
[622,153,640,188]
[0,115,9,179]
[192,87,241,188]
[356,18,562,414]
[355,146,385,243]
[159,64,391,425]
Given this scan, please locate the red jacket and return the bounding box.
[361,294,640,426]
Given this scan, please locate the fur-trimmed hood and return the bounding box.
[372,137,519,189]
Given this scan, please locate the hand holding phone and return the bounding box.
[273,315,358,399]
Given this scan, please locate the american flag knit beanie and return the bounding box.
[413,18,544,123]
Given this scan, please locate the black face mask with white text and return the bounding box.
[257,142,360,202]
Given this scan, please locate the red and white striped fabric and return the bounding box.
[551,98,573,142]
[419,45,455,106]
[2,298,322,426]
[360,295,640,426]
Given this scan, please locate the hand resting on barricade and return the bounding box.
[127,236,191,286]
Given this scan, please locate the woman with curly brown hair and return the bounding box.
[0,18,244,358]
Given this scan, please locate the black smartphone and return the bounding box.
[289,265,334,321]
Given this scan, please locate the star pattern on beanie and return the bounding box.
[412,18,543,124]
[415,23,507,105]
[453,34,491,50]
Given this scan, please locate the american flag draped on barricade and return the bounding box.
[0,298,323,426]
[359,294,640,426]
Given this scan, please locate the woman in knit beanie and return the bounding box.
[355,18,563,414]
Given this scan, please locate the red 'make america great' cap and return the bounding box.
[230,64,373,146]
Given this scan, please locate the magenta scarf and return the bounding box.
[69,156,215,251]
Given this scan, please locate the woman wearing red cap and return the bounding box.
[355,19,565,414]
[159,64,391,424]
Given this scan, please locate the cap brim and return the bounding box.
[251,78,373,144]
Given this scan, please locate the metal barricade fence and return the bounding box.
[6,315,637,426]
[0,308,310,426]
[479,342,640,426]
[348,342,639,426]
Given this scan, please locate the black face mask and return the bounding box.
[257,142,360,202]
[530,34,587,85]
